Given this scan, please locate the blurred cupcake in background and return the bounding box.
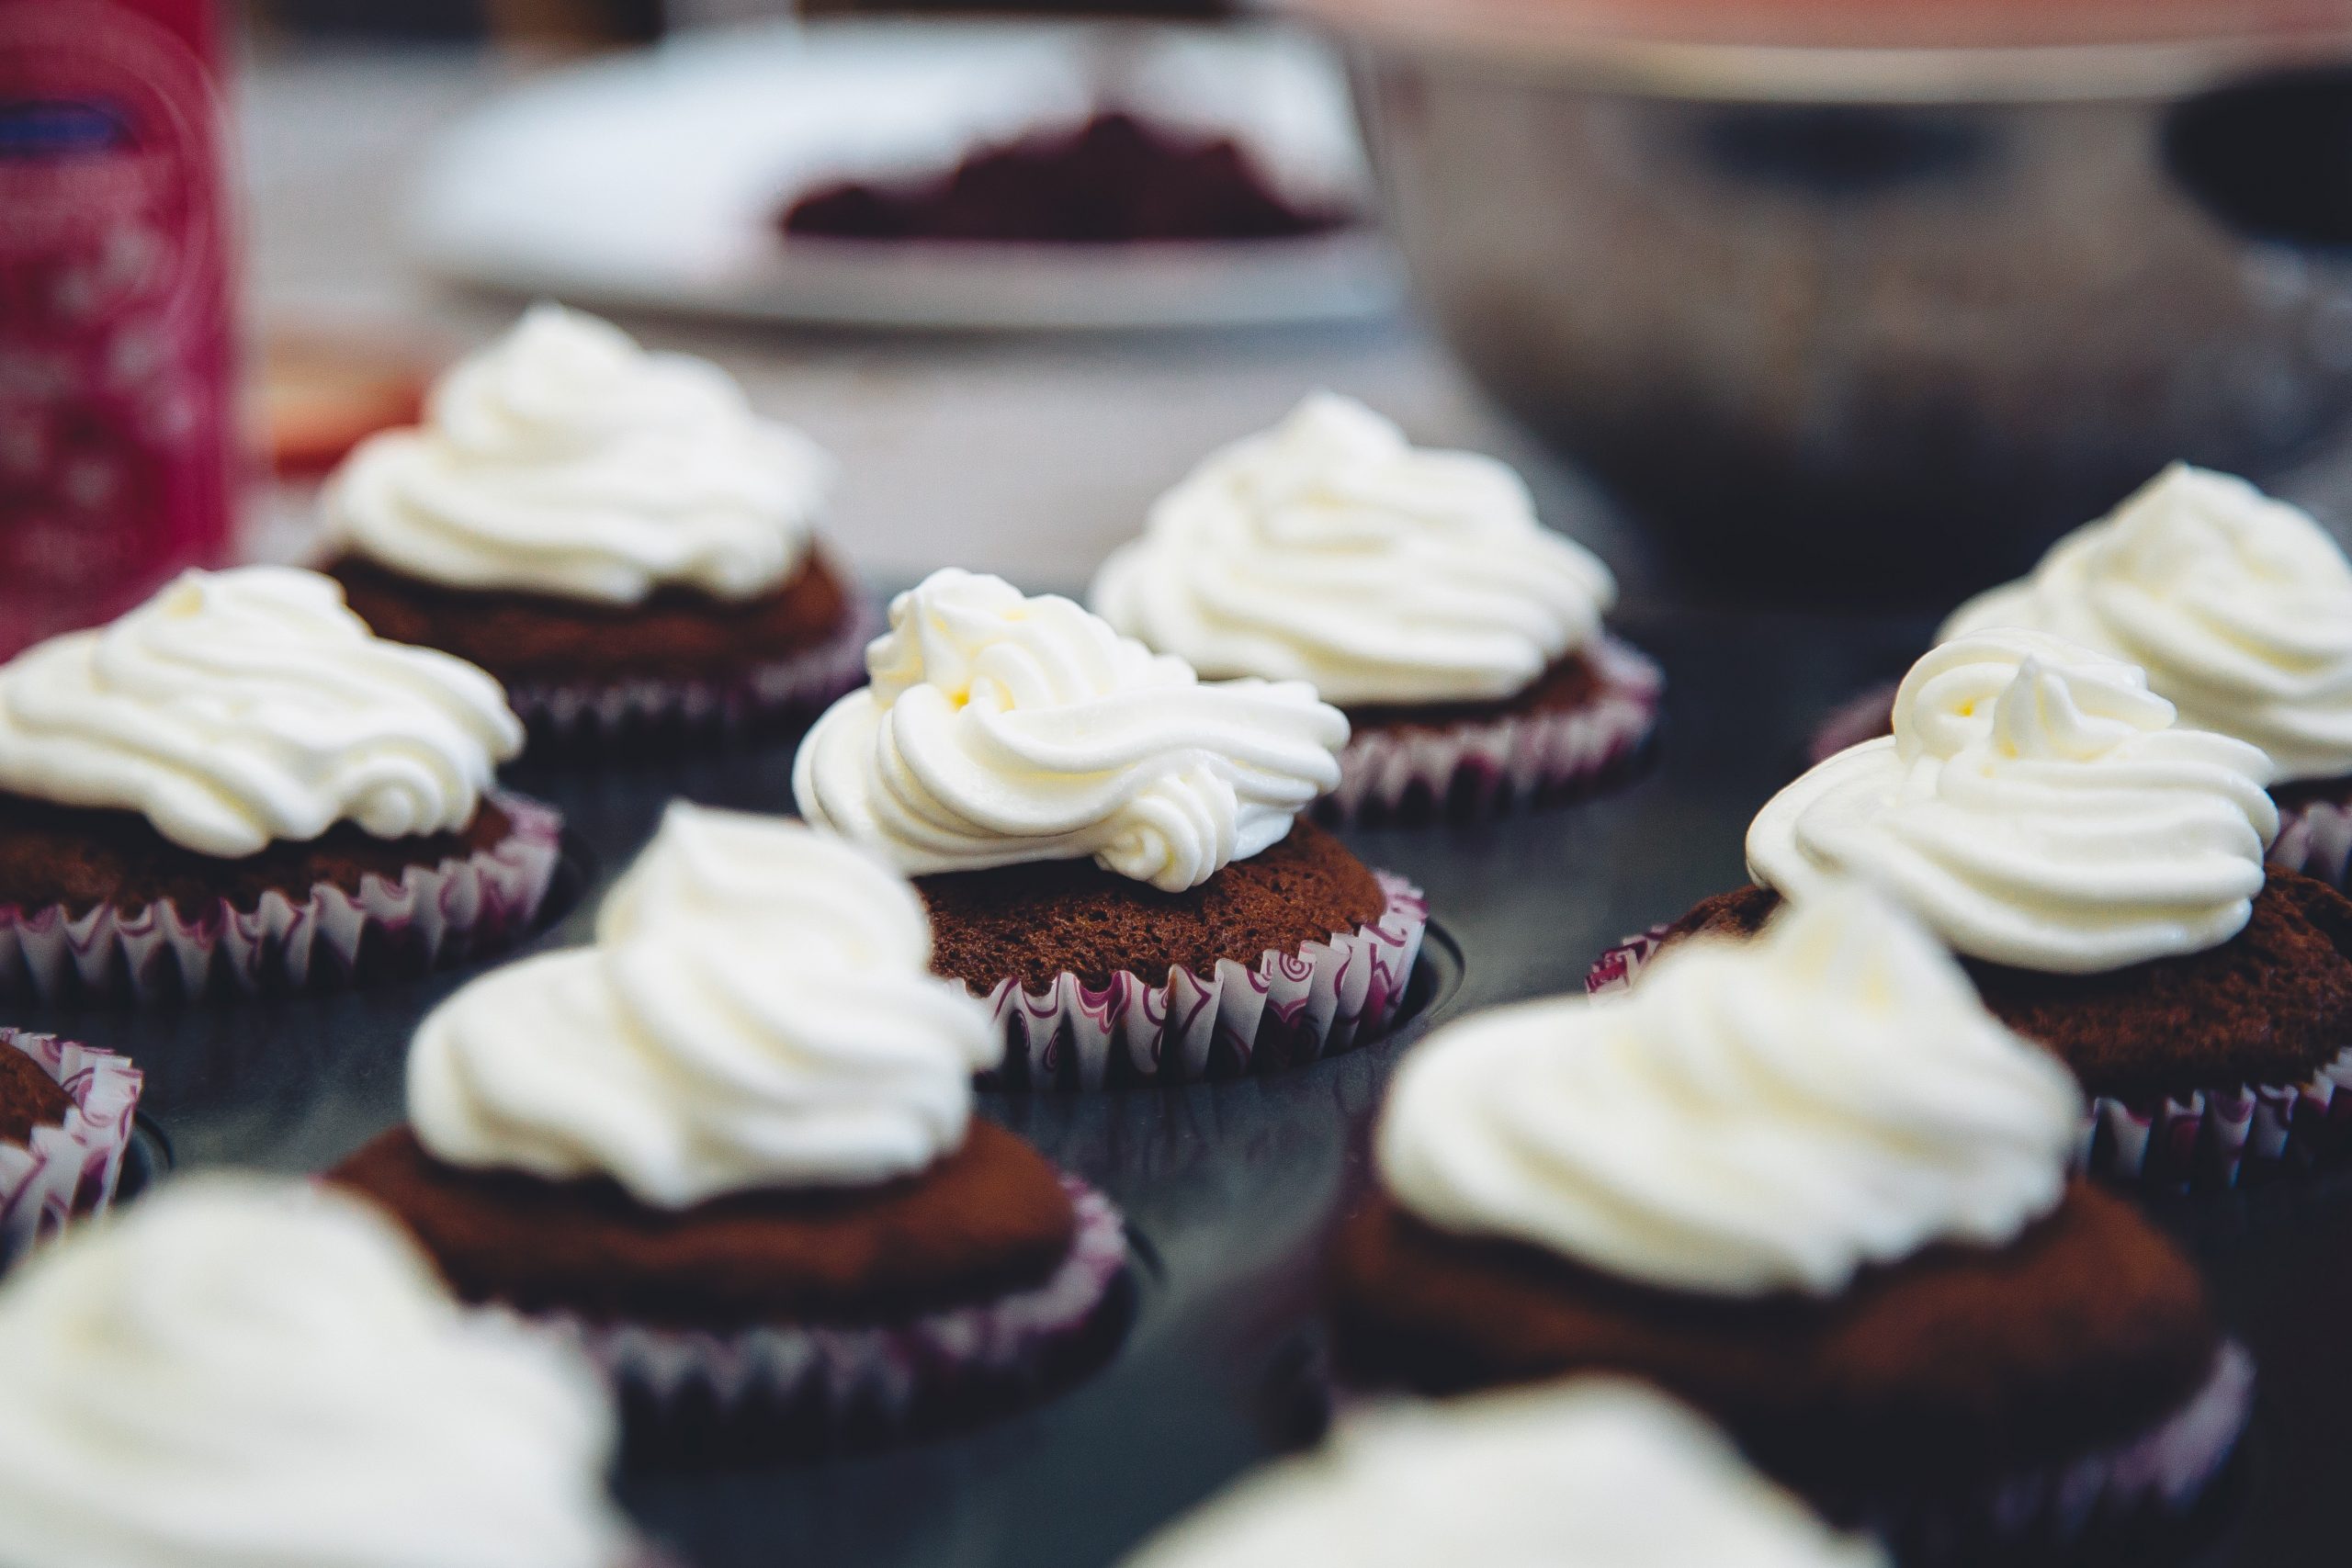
[1121,1380,1883,1568]
[1634,628,2352,1190]
[0,1030,139,1274]
[1091,394,1660,824]
[1333,886,2249,1560]
[0,566,558,1002]
[335,804,1131,1462]
[0,1175,652,1568]
[797,568,1429,1088]
[322,304,867,747]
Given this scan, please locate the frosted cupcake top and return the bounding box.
[411,803,999,1207]
[0,1176,637,1568]
[1943,465,2352,781]
[795,569,1348,892]
[1750,628,2277,974]
[1378,886,2081,1297]
[1091,393,1616,706]
[0,567,522,857]
[324,304,833,604]
[1121,1381,1885,1568]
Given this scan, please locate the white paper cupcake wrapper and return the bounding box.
[525,1177,1127,1446]
[0,1029,141,1269]
[976,872,1429,1090]
[0,793,565,1004]
[2269,792,2352,893]
[507,596,876,746]
[1589,926,2352,1192]
[1318,637,1662,825]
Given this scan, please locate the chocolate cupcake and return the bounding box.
[0,566,559,1001]
[1122,1381,1883,1568]
[796,569,1429,1088]
[321,304,867,746]
[0,1175,655,1568]
[0,1029,138,1269]
[1090,394,1659,823]
[1333,887,2251,1559]
[1613,627,2352,1190]
[1813,466,2352,890]
[336,804,1131,1461]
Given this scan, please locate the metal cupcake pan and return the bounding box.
[10,596,2342,1566]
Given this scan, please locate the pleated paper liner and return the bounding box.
[0,1029,140,1269]
[1318,637,1662,826]
[0,793,564,1005]
[975,873,1429,1090]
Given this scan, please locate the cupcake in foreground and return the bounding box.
[334,804,1131,1461]
[0,1175,651,1568]
[1614,627,2352,1190]
[322,304,866,745]
[1814,466,2352,888]
[796,568,1429,1088]
[1091,394,1660,823]
[0,1030,139,1270]
[1122,1381,1882,1568]
[0,566,559,1001]
[1333,887,2250,1558]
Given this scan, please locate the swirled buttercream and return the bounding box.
[1091,392,1616,705]
[1122,1380,1885,1568]
[1749,628,2277,973]
[412,803,999,1206]
[1378,886,2081,1296]
[0,1176,635,1568]
[324,303,832,604]
[0,567,521,857]
[1943,464,2352,781]
[794,569,1347,892]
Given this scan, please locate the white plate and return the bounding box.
[408,19,1401,331]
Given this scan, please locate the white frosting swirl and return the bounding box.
[1942,464,2352,781]
[795,569,1347,892]
[1749,628,2278,974]
[1091,393,1617,705]
[0,567,522,857]
[1122,1381,1885,1568]
[0,1176,636,1568]
[1378,886,2081,1297]
[412,803,999,1207]
[324,304,832,604]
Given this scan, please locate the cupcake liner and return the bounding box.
[1589,927,2352,1191]
[1804,681,1900,767]
[1318,637,1663,825]
[2269,790,2352,893]
[0,1029,141,1268]
[0,793,565,1004]
[527,1176,1129,1459]
[507,596,876,749]
[978,872,1430,1090]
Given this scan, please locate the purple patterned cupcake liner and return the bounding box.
[508,595,876,749]
[1589,926,2352,1192]
[0,793,565,1005]
[976,873,1429,1090]
[1804,681,1900,768]
[525,1176,1129,1461]
[0,1028,141,1269]
[2270,791,2352,894]
[1319,637,1663,826]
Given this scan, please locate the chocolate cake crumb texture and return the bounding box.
[0,1047,71,1145]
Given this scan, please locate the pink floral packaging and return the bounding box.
[1589,927,2352,1192]
[976,873,1429,1090]
[532,1177,1130,1459]
[0,794,565,1005]
[1321,638,1663,825]
[0,1029,141,1268]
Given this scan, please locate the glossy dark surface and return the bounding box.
[17,600,2346,1566]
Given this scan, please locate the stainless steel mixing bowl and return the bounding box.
[1297,2,2352,595]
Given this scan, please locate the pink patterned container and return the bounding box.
[1320,638,1663,825]
[975,873,1429,1089]
[0,1027,140,1268]
[0,793,565,1004]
